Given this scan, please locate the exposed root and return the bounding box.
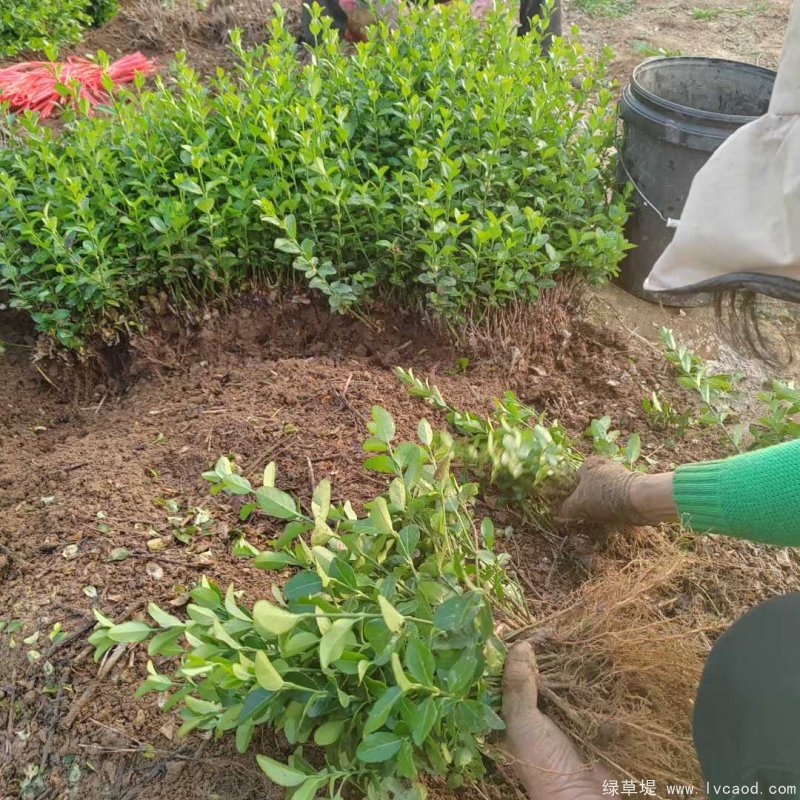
[463,279,584,368]
[525,538,708,791]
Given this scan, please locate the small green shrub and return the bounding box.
[91,407,529,799]
[396,367,580,509]
[749,381,800,448]
[85,0,120,27]
[396,366,645,506]
[659,327,743,450]
[90,381,658,797]
[0,0,90,57]
[656,328,800,452]
[0,3,627,350]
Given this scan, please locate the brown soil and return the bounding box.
[570,0,790,85]
[0,290,715,800]
[74,0,300,75]
[5,284,796,800]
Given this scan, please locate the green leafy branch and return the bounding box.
[659,327,744,451]
[90,407,527,799]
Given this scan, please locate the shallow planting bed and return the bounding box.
[3,294,800,800]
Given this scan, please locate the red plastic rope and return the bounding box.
[0,53,156,118]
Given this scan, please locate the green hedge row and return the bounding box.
[0,4,627,351]
[0,0,118,58]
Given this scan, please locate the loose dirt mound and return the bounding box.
[2,296,799,800]
[76,0,301,74]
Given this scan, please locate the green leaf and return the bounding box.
[255,755,307,787]
[484,705,507,731]
[480,517,495,548]
[363,686,404,736]
[329,558,356,592]
[389,478,406,510]
[369,496,394,537]
[255,486,299,519]
[148,627,184,658]
[363,455,396,474]
[232,536,260,557]
[252,600,301,636]
[225,584,251,621]
[253,551,298,571]
[274,237,301,254]
[356,732,403,763]
[311,479,331,520]
[319,618,355,670]
[313,719,346,746]
[284,571,323,601]
[262,461,277,488]
[454,699,490,733]
[222,473,252,495]
[396,739,418,780]
[391,653,413,692]
[235,720,254,753]
[184,695,222,716]
[397,525,420,560]
[178,178,203,195]
[378,596,404,633]
[625,433,641,464]
[213,456,233,476]
[433,591,482,631]
[411,696,438,746]
[368,406,396,444]
[254,651,284,691]
[274,520,310,549]
[363,437,388,453]
[239,687,271,723]
[417,418,433,445]
[446,650,478,696]
[405,638,435,686]
[292,776,327,800]
[147,603,183,628]
[106,621,152,643]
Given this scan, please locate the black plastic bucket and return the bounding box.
[617,57,776,306]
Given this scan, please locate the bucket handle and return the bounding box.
[615,125,681,229]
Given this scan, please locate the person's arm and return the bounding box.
[560,439,800,547]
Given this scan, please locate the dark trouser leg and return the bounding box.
[299,0,348,45]
[518,0,562,50]
[694,593,800,798]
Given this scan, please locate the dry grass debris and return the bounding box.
[525,532,709,790]
[120,0,275,50]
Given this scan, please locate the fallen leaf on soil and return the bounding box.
[62,545,79,560]
[147,537,168,552]
[168,593,190,607]
[146,562,164,580]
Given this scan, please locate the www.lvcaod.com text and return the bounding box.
[602,780,798,797]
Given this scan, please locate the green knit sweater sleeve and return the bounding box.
[673,438,800,546]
